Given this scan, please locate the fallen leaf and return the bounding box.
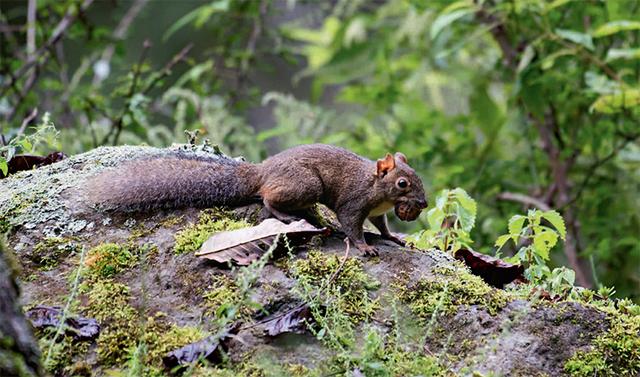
[454,248,525,288]
[26,306,100,341]
[162,322,240,369]
[263,303,312,336]
[2,152,67,178]
[196,218,327,266]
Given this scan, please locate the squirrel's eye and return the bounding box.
[396,178,409,189]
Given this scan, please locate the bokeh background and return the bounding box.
[1,0,639,299]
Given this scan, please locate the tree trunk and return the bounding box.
[0,240,41,377]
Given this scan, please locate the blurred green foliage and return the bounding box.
[1,0,639,298]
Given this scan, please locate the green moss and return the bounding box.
[38,334,91,376]
[133,315,209,375]
[291,250,380,322]
[84,280,141,365]
[173,209,251,254]
[203,274,253,319]
[31,237,80,270]
[0,218,10,234]
[84,242,140,278]
[564,307,640,377]
[396,265,510,319]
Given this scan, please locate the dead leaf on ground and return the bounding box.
[454,248,525,288]
[162,322,240,369]
[2,152,67,178]
[25,306,100,341]
[263,303,312,337]
[196,218,327,266]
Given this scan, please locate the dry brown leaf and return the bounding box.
[196,218,327,266]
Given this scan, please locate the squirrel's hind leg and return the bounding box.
[260,173,323,223]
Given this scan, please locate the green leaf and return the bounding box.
[540,48,576,70]
[606,47,640,62]
[434,190,449,209]
[555,29,594,50]
[430,7,476,40]
[427,207,446,230]
[542,210,566,240]
[163,0,230,41]
[516,44,535,73]
[508,215,526,239]
[533,229,558,260]
[455,203,475,232]
[495,234,512,249]
[593,20,640,38]
[20,139,33,152]
[584,71,620,94]
[0,157,7,176]
[451,188,476,230]
[590,89,640,114]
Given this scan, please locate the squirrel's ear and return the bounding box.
[376,153,396,177]
[395,152,407,164]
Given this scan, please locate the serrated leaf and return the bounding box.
[452,188,477,217]
[542,210,566,240]
[495,234,512,249]
[456,204,475,232]
[508,215,526,240]
[593,20,640,38]
[533,229,558,260]
[555,28,594,50]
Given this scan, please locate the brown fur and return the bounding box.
[87,144,428,255]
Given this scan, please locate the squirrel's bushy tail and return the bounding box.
[87,155,262,212]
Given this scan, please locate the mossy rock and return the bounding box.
[0,145,638,376]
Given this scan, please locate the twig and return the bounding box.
[5,66,40,123]
[102,39,152,145]
[92,0,149,86]
[565,132,640,208]
[17,108,38,138]
[497,192,551,211]
[321,238,351,290]
[140,43,193,96]
[26,0,36,57]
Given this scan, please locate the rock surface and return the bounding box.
[0,145,631,376]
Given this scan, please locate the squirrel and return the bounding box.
[87,144,428,256]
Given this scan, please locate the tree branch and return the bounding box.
[497,192,551,211]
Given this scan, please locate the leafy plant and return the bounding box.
[0,113,59,176]
[496,210,567,283]
[408,188,477,253]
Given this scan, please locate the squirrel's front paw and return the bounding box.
[382,233,406,247]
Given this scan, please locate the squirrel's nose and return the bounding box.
[417,198,428,209]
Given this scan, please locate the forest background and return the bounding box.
[1,0,639,299]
